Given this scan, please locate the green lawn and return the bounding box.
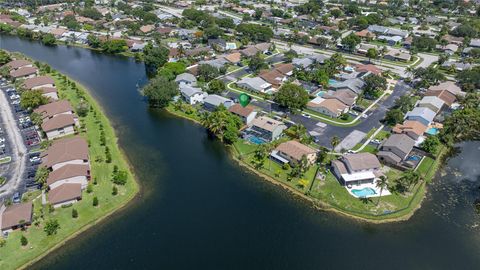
[0,69,139,270]
[302,109,360,127]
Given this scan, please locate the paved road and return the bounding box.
[0,87,27,200]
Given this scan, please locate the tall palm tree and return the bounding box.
[376,176,388,206]
[330,136,340,156]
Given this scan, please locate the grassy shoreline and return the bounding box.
[0,58,140,269]
[165,105,445,224]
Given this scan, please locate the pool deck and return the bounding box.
[346,180,392,198]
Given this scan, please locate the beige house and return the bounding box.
[271,140,317,165]
[0,202,33,233]
[23,76,55,90]
[307,97,349,118]
[47,164,90,190]
[48,183,82,208]
[332,153,382,186]
[34,100,78,140]
[41,136,89,171]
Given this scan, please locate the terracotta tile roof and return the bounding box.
[392,120,428,136]
[34,100,73,119]
[48,183,82,205]
[50,28,67,36]
[1,202,33,230]
[9,66,37,78]
[355,64,382,75]
[228,104,254,117]
[47,164,90,186]
[41,136,89,168]
[224,52,241,63]
[259,69,284,86]
[276,140,317,161]
[355,29,375,38]
[41,114,76,132]
[23,76,55,89]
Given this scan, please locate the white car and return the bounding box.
[0,138,5,143]
[29,156,41,163]
[301,113,311,118]
[9,94,20,100]
[11,100,20,105]
[361,114,368,119]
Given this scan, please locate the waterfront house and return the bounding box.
[3,59,33,71]
[41,87,59,101]
[9,66,38,80]
[392,120,428,140]
[23,76,55,90]
[203,95,234,111]
[47,164,90,190]
[377,134,415,165]
[405,107,436,127]
[331,153,382,186]
[175,72,197,86]
[250,116,287,141]
[48,183,82,208]
[179,84,205,105]
[41,136,89,171]
[270,140,317,165]
[34,100,78,139]
[0,202,33,233]
[228,104,257,125]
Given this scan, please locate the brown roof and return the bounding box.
[4,59,32,70]
[259,69,284,86]
[140,24,155,33]
[50,28,68,36]
[424,89,456,106]
[41,87,58,94]
[240,46,258,57]
[355,29,375,38]
[1,202,33,230]
[342,153,381,171]
[224,52,241,63]
[34,100,73,119]
[323,90,356,106]
[276,140,317,161]
[9,66,38,78]
[41,114,76,132]
[48,183,82,205]
[47,164,90,186]
[392,120,428,136]
[428,81,462,96]
[308,99,348,115]
[156,27,173,34]
[23,76,55,89]
[274,63,294,75]
[228,104,254,117]
[355,64,382,75]
[41,136,89,168]
[331,160,347,174]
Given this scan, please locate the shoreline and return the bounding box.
[2,54,142,269]
[167,107,436,224]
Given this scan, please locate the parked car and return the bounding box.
[9,94,20,100]
[12,192,20,204]
[11,100,20,105]
[29,156,41,163]
[301,113,311,118]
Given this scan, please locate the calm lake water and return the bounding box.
[1,35,480,270]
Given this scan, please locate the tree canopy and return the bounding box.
[274,83,309,111]
[142,76,179,108]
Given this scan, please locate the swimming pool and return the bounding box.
[407,155,421,161]
[351,187,376,198]
[316,91,326,97]
[426,127,439,135]
[248,136,267,145]
[328,79,338,86]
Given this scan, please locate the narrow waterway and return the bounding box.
[1,35,480,270]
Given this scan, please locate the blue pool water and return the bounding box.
[316,91,326,97]
[328,79,338,86]
[407,155,421,161]
[351,187,376,198]
[426,128,439,135]
[248,136,266,145]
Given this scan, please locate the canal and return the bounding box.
[1,35,480,270]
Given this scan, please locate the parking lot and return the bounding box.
[0,78,42,201]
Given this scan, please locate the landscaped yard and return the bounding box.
[0,69,139,270]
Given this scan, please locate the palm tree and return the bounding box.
[405,66,415,79]
[376,176,388,206]
[330,136,340,156]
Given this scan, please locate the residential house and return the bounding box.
[179,84,205,105]
[9,66,38,80]
[40,87,59,101]
[254,42,271,54]
[405,107,436,126]
[292,57,315,69]
[34,100,77,140]
[355,64,382,75]
[175,73,197,85]
[355,29,376,40]
[46,164,90,190]
[274,63,294,76]
[392,120,428,140]
[0,202,33,233]
[224,52,241,64]
[3,59,33,70]
[140,24,155,34]
[23,76,55,90]
[41,136,89,171]
[417,96,445,113]
[259,69,286,88]
[331,153,382,186]
[384,49,411,62]
[307,97,349,118]
[203,95,234,111]
[237,77,272,93]
[48,183,82,208]
[270,140,317,165]
[322,89,357,107]
[424,89,457,107]
[377,134,415,165]
[330,78,365,95]
[228,104,257,125]
[250,116,287,141]
[428,81,465,97]
[240,46,259,57]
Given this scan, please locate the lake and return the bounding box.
[1,35,480,270]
